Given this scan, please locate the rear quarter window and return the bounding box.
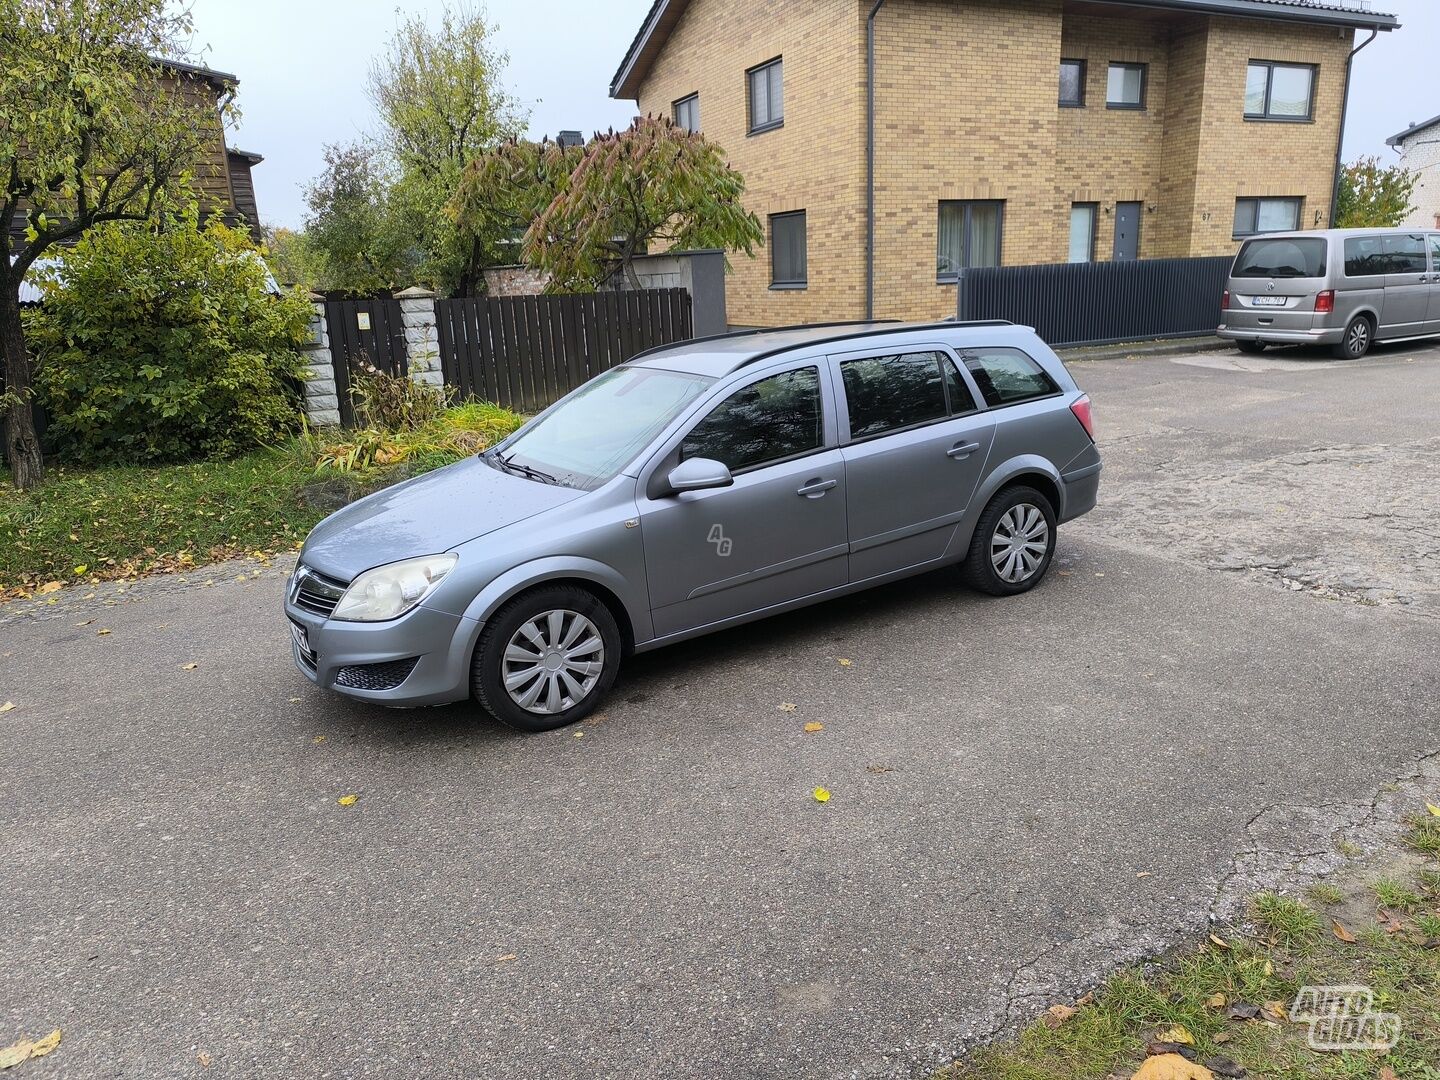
[961,348,1059,408]
[1233,237,1327,279]
[1344,235,1388,278]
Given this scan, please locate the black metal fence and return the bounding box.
[436,288,693,414]
[955,256,1232,348]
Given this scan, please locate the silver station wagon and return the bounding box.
[286,321,1101,731]
[1219,227,1440,358]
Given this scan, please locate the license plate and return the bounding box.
[289,620,310,653]
[1251,295,1287,307]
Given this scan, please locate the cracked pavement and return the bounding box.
[2,340,1439,1079]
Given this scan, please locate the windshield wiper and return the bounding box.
[494,451,559,486]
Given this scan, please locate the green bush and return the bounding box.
[25,214,315,463]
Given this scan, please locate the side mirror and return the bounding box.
[667,457,733,493]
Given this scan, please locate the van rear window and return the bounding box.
[1233,237,1327,279]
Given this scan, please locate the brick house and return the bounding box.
[609,0,1398,326]
[1388,114,1440,231]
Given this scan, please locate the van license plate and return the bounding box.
[1251,296,1287,307]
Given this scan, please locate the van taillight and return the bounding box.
[1315,289,1335,314]
[1070,394,1095,441]
[1222,290,1230,310]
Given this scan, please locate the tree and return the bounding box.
[449,136,582,253]
[453,117,765,292]
[260,225,323,290]
[365,4,524,295]
[1,0,220,489]
[300,141,416,295]
[1335,156,1417,229]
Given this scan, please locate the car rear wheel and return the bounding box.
[472,584,621,732]
[961,485,1058,597]
[1332,315,1373,360]
[1236,340,1266,355]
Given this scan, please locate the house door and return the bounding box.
[1114,202,1142,261]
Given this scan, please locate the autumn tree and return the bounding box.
[453,117,765,292]
[1,0,220,489]
[1335,156,1417,228]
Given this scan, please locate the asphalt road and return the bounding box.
[2,340,1438,1079]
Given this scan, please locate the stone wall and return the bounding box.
[298,295,340,427]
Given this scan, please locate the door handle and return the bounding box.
[796,478,837,498]
[947,442,981,459]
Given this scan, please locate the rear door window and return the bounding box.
[1383,233,1428,275]
[1233,237,1327,279]
[1344,235,1388,277]
[961,348,1060,408]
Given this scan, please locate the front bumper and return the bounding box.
[285,597,475,707]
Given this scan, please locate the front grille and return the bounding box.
[335,657,420,692]
[290,565,348,618]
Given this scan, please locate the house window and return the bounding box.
[1059,59,1086,107]
[1233,197,1303,237]
[747,57,783,134]
[1245,62,1315,121]
[674,93,700,133]
[1106,63,1146,109]
[937,200,1003,279]
[770,210,806,287]
[1068,203,1097,263]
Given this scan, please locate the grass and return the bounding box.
[939,806,1440,1080]
[0,401,525,596]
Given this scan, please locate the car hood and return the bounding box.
[300,456,585,581]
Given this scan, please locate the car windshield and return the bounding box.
[492,366,714,490]
[1233,237,1327,279]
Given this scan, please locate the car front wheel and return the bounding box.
[472,584,622,732]
[961,485,1058,597]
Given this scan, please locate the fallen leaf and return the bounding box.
[1158,1025,1195,1046]
[27,1031,59,1059]
[573,730,585,738]
[1332,919,1357,943]
[1211,1032,1232,1045]
[96,628,112,636]
[73,565,87,576]
[75,619,93,627]
[1041,1004,1076,1028]
[1131,1053,1215,1080]
[0,1040,34,1069]
[1076,991,1095,1006]
[337,794,359,806]
[495,953,517,963]
[812,786,831,803]
[777,702,797,712]
[1262,959,1273,976]
[312,735,326,744]
[1137,871,1152,878]
[1427,802,1440,818]
[1260,1000,1288,1024]
[1206,993,1227,1009]
[37,581,63,595]
[1227,1003,1260,1021]
[1380,1068,1399,1080]
[181,662,198,671]
[0,702,13,713]
[803,722,824,733]
[866,764,893,774]
[1209,933,1231,950]
[1147,1043,1198,1061]
[1202,1056,1245,1078]
[836,658,852,667]
[198,1051,212,1068]
[289,697,301,703]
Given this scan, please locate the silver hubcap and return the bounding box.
[503,609,605,715]
[991,503,1050,584]
[1348,321,1369,353]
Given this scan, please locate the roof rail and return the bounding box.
[734,319,1016,368]
[625,320,902,365]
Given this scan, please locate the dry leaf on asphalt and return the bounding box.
[812,787,831,803]
[27,1031,59,1060]
[1332,919,1357,943]
[803,722,824,733]
[337,794,359,806]
[573,731,584,738]
[836,658,852,667]
[181,663,198,671]
[866,764,893,774]
[197,1051,212,1068]
[1157,1026,1195,1046]
[0,702,13,714]
[1041,1004,1076,1028]
[75,619,92,627]
[0,1029,61,1069]
[1131,1054,1214,1080]
[777,702,797,712]
[96,629,112,636]
[495,953,517,963]
[312,735,326,744]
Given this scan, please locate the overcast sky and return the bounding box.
[188,0,1434,231]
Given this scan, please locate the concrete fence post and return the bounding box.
[395,286,444,390]
[299,293,341,427]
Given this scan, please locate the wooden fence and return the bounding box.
[435,288,693,414]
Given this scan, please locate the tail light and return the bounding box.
[1315,289,1335,314]
[1070,394,1095,441]
[1221,290,1230,310]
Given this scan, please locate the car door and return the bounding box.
[1379,232,1431,337]
[833,347,997,583]
[637,363,850,639]
[1426,234,1440,334]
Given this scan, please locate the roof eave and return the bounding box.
[1387,114,1440,147]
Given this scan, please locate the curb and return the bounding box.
[1057,336,1227,363]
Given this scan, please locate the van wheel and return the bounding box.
[1236,340,1266,355]
[1332,315,1373,360]
[472,584,621,733]
[961,485,1058,597]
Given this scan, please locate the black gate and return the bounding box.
[323,294,408,427]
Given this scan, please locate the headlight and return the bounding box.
[331,553,458,622]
